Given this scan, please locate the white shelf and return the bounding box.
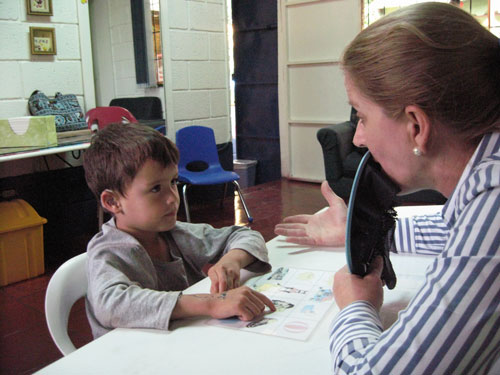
[0,142,90,163]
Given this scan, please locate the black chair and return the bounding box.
[316,108,446,204]
[109,97,165,134]
[109,97,162,120]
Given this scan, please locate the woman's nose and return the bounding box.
[353,121,367,148]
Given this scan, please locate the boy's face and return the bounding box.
[114,159,180,236]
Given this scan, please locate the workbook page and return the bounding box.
[206,267,337,341]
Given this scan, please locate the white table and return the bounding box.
[37,206,442,375]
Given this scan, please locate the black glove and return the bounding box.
[345,151,399,289]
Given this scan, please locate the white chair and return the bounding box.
[45,253,88,356]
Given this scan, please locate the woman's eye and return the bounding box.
[151,185,161,193]
[171,178,179,186]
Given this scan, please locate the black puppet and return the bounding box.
[345,151,399,289]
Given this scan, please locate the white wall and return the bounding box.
[90,0,164,110]
[91,0,232,144]
[0,0,231,178]
[160,0,231,144]
[0,0,94,118]
[0,0,94,178]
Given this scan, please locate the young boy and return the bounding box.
[83,123,275,339]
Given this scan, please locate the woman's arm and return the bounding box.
[394,212,449,255]
[329,188,500,374]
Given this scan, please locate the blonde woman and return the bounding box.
[275,3,500,374]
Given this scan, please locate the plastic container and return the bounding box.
[233,159,257,189]
[0,199,47,286]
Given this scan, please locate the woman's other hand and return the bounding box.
[274,181,347,247]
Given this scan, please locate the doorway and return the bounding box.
[231,0,281,184]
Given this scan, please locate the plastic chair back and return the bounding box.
[45,253,88,356]
[175,126,253,222]
[85,106,137,132]
[176,125,221,172]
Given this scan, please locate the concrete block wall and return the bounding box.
[0,0,231,141]
[104,0,163,102]
[0,0,93,179]
[0,0,232,178]
[166,0,231,144]
[0,0,84,118]
[92,0,230,144]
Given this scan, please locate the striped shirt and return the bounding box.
[329,132,500,375]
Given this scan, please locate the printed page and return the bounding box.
[206,267,336,341]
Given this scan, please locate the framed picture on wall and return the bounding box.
[26,0,53,16]
[30,27,56,55]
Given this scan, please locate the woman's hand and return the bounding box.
[274,181,347,247]
[333,256,384,311]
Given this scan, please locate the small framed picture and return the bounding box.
[30,27,56,55]
[26,0,53,16]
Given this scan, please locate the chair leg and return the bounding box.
[221,183,228,208]
[182,184,191,223]
[232,181,253,223]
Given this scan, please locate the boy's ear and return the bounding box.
[100,189,122,214]
[404,105,431,154]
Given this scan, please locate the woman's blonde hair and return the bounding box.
[342,2,500,142]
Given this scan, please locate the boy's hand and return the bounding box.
[208,249,256,293]
[209,286,276,321]
[208,259,240,293]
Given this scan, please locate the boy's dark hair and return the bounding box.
[83,122,179,201]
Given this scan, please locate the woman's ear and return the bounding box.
[404,105,431,154]
[100,189,122,215]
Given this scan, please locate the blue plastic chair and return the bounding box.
[175,126,253,223]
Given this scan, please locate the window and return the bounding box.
[362,0,500,37]
[130,0,163,86]
[149,0,163,86]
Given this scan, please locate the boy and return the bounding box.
[83,123,275,339]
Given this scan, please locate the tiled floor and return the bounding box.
[0,178,328,374]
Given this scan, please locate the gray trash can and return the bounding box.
[233,159,257,189]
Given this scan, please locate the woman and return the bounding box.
[275,3,500,374]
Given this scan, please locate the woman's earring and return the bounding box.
[413,147,422,156]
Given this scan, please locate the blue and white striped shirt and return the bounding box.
[329,132,500,374]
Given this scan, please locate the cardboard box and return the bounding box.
[0,199,47,286]
[0,116,57,154]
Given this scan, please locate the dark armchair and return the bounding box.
[316,108,446,204]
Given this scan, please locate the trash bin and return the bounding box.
[0,199,47,286]
[233,159,257,189]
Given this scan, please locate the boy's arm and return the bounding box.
[208,249,255,293]
[87,244,184,336]
[88,255,274,335]
[221,227,271,273]
[171,286,276,321]
[172,222,272,276]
